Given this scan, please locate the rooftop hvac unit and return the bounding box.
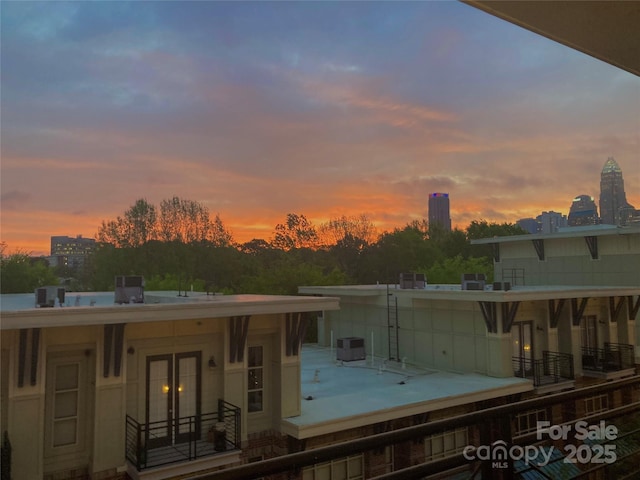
[461,273,486,291]
[35,286,65,308]
[399,272,427,289]
[336,337,366,362]
[114,275,145,304]
[492,282,511,291]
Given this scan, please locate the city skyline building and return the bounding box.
[599,157,635,225]
[515,217,538,234]
[49,235,96,269]
[428,192,451,231]
[537,211,568,234]
[568,194,599,227]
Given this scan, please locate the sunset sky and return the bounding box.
[1,1,639,256]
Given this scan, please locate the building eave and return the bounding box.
[0,295,340,330]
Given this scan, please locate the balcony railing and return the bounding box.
[512,351,574,387]
[582,342,634,373]
[126,399,241,471]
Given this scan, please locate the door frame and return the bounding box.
[512,321,534,375]
[145,351,202,449]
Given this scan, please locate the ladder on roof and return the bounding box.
[387,285,399,361]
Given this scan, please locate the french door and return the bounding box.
[512,321,533,376]
[581,315,597,351]
[145,352,201,448]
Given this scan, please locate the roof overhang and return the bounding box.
[464,1,640,77]
[471,225,640,245]
[299,285,640,303]
[0,294,340,330]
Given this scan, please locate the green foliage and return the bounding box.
[422,255,493,284]
[466,220,527,260]
[144,274,207,292]
[0,250,59,293]
[465,219,527,240]
[2,216,524,296]
[241,257,348,295]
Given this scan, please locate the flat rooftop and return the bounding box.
[281,344,532,439]
[0,291,339,330]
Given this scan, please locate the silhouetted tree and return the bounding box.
[271,213,319,250]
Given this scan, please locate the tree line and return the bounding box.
[1,197,526,294]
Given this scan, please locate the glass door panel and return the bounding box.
[175,352,201,443]
[146,355,172,448]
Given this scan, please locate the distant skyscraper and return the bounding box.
[599,157,635,225]
[568,195,599,227]
[516,218,538,234]
[536,211,567,234]
[428,193,451,231]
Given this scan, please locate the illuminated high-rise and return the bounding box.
[428,193,451,231]
[599,157,635,225]
[568,195,599,227]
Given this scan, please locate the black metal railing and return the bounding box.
[582,342,635,373]
[125,399,241,471]
[512,351,574,387]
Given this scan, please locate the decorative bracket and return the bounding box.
[548,299,566,329]
[229,315,250,363]
[17,328,40,387]
[627,296,640,320]
[584,236,598,260]
[571,298,589,326]
[478,302,497,334]
[491,243,500,263]
[501,302,520,334]
[285,312,308,357]
[103,323,126,377]
[609,296,625,323]
[532,239,545,261]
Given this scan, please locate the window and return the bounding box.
[45,350,91,465]
[515,409,547,435]
[424,428,468,461]
[584,394,608,415]
[248,346,264,412]
[52,363,80,447]
[302,455,363,480]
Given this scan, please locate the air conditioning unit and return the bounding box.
[35,286,65,308]
[399,272,427,289]
[492,282,511,291]
[461,273,486,291]
[336,337,366,362]
[114,275,145,304]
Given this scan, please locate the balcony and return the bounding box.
[125,399,241,478]
[582,342,635,379]
[512,351,575,393]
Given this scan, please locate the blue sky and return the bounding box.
[1,1,638,254]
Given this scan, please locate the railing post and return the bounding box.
[218,398,224,422]
[136,421,143,470]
